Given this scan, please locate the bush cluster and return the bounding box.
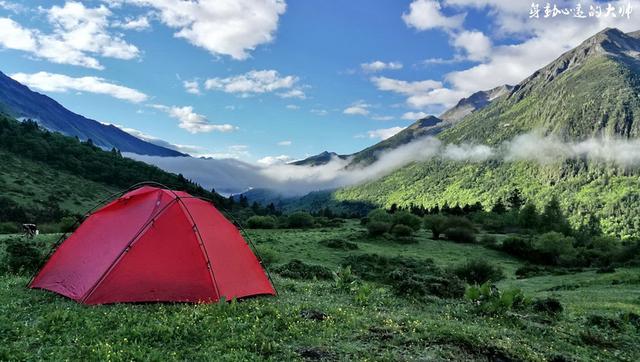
[464,282,530,316]
[343,254,465,299]
[273,259,333,280]
[501,232,639,267]
[246,215,278,229]
[450,259,505,284]
[423,215,477,243]
[363,209,422,239]
[2,237,45,274]
[319,238,358,250]
[245,212,346,230]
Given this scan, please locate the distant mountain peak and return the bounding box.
[290,150,347,166]
[440,84,513,123]
[509,27,640,101]
[586,27,640,55]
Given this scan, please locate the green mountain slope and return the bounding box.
[0,115,224,226]
[442,28,640,144]
[336,28,640,239]
[0,149,116,215]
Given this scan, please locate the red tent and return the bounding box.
[29,185,275,304]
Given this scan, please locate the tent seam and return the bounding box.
[176,197,222,301]
[80,195,179,304]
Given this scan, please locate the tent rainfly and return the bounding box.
[29,185,275,304]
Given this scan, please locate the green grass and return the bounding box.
[0,149,116,215]
[1,222,639,361]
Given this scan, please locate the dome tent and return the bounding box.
[29,184,275,304]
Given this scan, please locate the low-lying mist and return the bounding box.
[127,132,640,197]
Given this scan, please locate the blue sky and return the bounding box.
[0,0,638,164]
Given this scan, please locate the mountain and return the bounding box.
[348,115,447,166]
[291,151,349,166]
[0,71,185,157]
[442,27,640,144]
[440,85,513,123]
[335,28,640,239]
[0,115,223,226]
[294,85,511,167]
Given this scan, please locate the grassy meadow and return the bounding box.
[1,221,639,361]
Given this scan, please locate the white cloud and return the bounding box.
[257,155,293,166]
[402,0,465,31]
[361,60,403,72]
[344,101,371,116]
[117,125,207,155]
[115,16,151,31]
[152,104,237,134]
[0,2,140,69]
[205,70,304,98]
[402,111,429,120]
[371,76,442,95]
[11,71,148,103]
[286,104,300,110]
[405,87,467,109]
[311,109,328,116]
[183,80,201,95]
[372,115,394,121]
[278,89,306,99]
[453,30,492,61]
[0,18,37,51]
[120,0,286,60]
[277,140,292,146]
[367,126,405,140]
[0,1,25,13]
[197,144,251,159]
[371,76,465,108]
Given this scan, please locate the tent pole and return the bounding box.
[175,198,222,301]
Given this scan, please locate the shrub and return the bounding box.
[445,216,475,231]
[515,264,547,279]
[287,212,315,229]
[318,218,345,228]
[0,222,20,234]
[343,254,465,299]
[533,232,576,265]
[532,297,563,315]
[392,211,421,231]
[273,259,333,280]
[388,269,465,299]
[501,236,533,258]
[256,246,279,267]
[444,227,476,243]
[586,314,623,331]
[423,214,448,240]
[368,209,392,224]
[465,282,530,315]
[3,237,43,274]
[344,254,440,282]
[367,221,390,236]
[333,265,357,290]
[391,224,414,238]
[451,259,505,284]
[246,215,277,229]
[319,238,358,250]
